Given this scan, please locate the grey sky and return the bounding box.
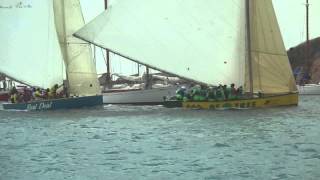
[79,0,320,74]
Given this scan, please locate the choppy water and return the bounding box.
[0,96,320,180]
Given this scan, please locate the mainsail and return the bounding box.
[75,0,297,94]
[0,0,64,88]
[53,0,100,96]
[75,0,247,86]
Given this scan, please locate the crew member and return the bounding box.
[228,83,237,100]
[216,85,225,101]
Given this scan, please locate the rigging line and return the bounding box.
[93,45,96,65]
[78,0,87,26]
[100,47,106,62]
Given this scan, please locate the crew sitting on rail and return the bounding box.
[49,84,59,99]
[215,85,225,101]
[190,85,199,101]
[227,83,237,100]
[9,87,18,103]
[206,86,216,101]
[175,86,186,101]
[10,93,17,103]
[33,88,42,100]
[23,87,32,102]
[174,84,245,102]
[237,86,243,98]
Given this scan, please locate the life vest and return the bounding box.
[10,94,16,103]
[193,95,202,101]
[34,90,41,98]
[176,94,183,101]
[207,89,216,100]
[176,88,186,101]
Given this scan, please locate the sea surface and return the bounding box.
[0,96,320,180]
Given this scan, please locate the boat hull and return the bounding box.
[2,95,103,111]
[164,93,298,109]
[103,86,177,105]
[297,84,320,95]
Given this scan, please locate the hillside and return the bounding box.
[288,37,320,83]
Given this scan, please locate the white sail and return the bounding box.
[245,0,297,93]
[0,0,64,88]
[75,0,247,86]
[53,0,100,96]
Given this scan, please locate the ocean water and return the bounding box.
[0,96,319,180]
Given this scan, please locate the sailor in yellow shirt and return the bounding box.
[50,84,59,98]
[9,87,18,103]
[34,88,42,100]
[47,88,54,99]
[10,94,17,103]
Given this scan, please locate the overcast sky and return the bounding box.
[79,0,320,74]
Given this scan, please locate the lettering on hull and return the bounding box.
[185,101,258,109]
[27,102,53,110]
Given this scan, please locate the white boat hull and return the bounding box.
[103,86,178,105]
[297,84,320,95]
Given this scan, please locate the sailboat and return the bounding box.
[74,0,298,109]
[296,0,320,95]
[96,0,179,105]
[0,0,102,111]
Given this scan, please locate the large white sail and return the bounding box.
[0,0,64,88]
[53,0,100,96]
[245,0,297,93]
[75,0,247,86]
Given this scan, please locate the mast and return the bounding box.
[246,0,254,96]
[104,0,112,88]
[306,0,309,43]
[305,0,311,83]
[93,45,96,66]
[145,66,151,89]
[61,0,70,97]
